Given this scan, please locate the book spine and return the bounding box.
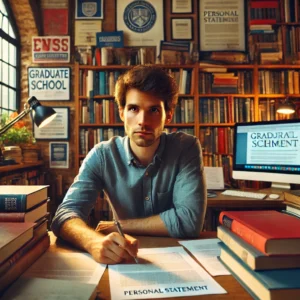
[0,232,48,277]
[219,212,268,254]
[217,226,256,270]
[0,234,50,293]
[0,212,25,222]
[0,195,26,212]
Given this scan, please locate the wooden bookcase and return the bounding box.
[0,161,45,185]
[73,62,300,186]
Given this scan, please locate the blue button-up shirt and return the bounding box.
[51,132,207,238]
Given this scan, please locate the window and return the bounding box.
[0,0,20,116]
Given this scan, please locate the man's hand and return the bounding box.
[88,232,139,264]
[58,218,139,265]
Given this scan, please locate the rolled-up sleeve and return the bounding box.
[51,148,104,237]
[160,138,207,238]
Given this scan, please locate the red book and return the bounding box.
[249,19,277,25]
[219,210,300,256]
[250,1,279,8]
[217,127,226,154]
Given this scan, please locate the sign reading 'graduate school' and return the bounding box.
[28,67,71,101]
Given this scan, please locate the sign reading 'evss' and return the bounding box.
[32,36,70,63]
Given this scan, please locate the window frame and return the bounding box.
[0,0,20,115]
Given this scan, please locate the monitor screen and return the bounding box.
[233,119,300,189]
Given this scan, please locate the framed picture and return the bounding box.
[116,0,164,46]
[171,18,193,40]
[171,0,193,13]
[75,0,104,19]
[199,0,246,51]
[49,142,69,169]
[34,107,70,140]
[28,67,71,101]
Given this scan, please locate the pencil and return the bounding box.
[114,219,139,264]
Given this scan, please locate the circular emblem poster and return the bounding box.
[117,0,164,46]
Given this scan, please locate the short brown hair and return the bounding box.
[114,65,179,112]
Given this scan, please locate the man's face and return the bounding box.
[119,88,173,148]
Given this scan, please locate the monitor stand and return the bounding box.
[271,182,291,190]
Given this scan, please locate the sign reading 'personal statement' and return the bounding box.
[28,67,71,101]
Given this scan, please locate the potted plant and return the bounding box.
[0,112,40,163]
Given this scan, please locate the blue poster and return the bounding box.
[96,31,124,48]
[76,0,103,19]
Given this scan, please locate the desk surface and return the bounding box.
[49,232,252,300]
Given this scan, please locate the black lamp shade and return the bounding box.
[28,96,57,128]
[33,105,57,128]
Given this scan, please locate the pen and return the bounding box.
[114,219,139,264]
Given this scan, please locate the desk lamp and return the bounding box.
[0,96,57,136]
[276,97,296,115]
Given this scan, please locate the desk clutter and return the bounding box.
[218,210,300,299]
[0,185,50,294]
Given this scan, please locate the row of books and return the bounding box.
[79,128,125,155]
[76,46,156,67]
[285,26,300,63]
[171,98,194,124]
[199,97,254,124]
[199,127,234,156]
[258,98,300,121]
[79,69,124,97]
[81,99,121,125]
[283,0,300,22]
[0,169,45,185]
[80,68,193,98]
[259,69,300,94]
[218,209,300,299]
[198,71,253,94]
[0,185,50,294]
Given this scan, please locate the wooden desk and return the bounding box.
[205,188,286,231]
[49,232,252,300]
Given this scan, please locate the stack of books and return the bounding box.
[217,210,300,299]
[0,185,50,294]
[283,190,300,217]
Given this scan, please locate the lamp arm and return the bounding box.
[0,107,32,136]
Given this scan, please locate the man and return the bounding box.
[51,65,207,264]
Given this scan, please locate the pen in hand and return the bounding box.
[114,219,139,264]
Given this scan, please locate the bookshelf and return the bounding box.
[72,0,300,188]
[0,162,44,185]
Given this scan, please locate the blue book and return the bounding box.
[99,71,106,95]
[0,186,48,212]
[219,242,300,300]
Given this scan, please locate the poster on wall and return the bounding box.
[75,0,103,19]
[34,107,70,140]
[42,0,69,35]
[199,0,245,51]
[32,36,70,63]
[116,0,164,46]
[28,67,71,101]
[49,142,69,168]
[74,20,102,45]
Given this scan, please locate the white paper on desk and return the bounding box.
[179,239,230,276]
[204,167,225,190]
[3,277,96,300]
[108,247,226,299]
[23,252,106,284]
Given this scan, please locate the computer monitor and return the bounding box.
[233,119,300,189]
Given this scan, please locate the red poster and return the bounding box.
[43,9,69,36]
